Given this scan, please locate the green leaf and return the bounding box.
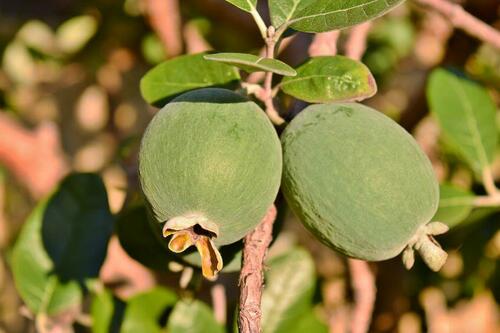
[11,173,113,316]
[11,198,82,315]
[41,173,114,282]
[91,287,115,333]
[204,53,296,76]
[116,205,173,272]
[140,53,241,107]
[433,184,475,228]
[121,287,178,333]
[427,69,498,175]
[269,0,405,33]
[224,0,257,12]
[281,56,377,103]
[56,15,98,54]
[261,248,316,333]
[167,299,224,333]
[289,310,328,333]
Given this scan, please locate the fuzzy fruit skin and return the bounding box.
[282,103,439,261]
[139,88,282,246]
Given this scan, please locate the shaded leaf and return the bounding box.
[140,53,241,107]
[289,310,328,333]
[121,287,178,333]
[281,56,376,103]
[167,299,224,333]
[204,53,296,76]
[433,184,475,228]
[261,248,316,333]
[11,199,82,315]
[427,69,498,175]
[224,0,257,12]
[269,0,405,33]
[41,173,113,282]
[56,15,98,54]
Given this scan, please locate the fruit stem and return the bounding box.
[414,234,448,272]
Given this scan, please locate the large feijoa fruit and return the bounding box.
[139,88,282,279]
[282,103,448,271]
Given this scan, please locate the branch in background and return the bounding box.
[345,22,373,61]
[348,259,376,333]
[0,114,67,199]
[183,21,213,54]
[263,28,285,125]
[238,205,277,333]
[211,283,227,326]
[413,0,500,49]
[144,0,183,57]
[309,31,340,56]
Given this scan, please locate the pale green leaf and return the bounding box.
[121,288,178,333]
[2,41,36,84]
[261,248,316,333]
[140,53,241,107]
[427,69,498,175]
[281,56,377,103]
[204,53,296,76]
[56,15,98,54]
[224,0,257,12]
[17,20,57,55]
[167,299,224,333]
[91,287,115,333]
[269,0,405,33]
[433,184,475,228]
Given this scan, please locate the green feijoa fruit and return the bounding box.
[282,103,448,271]
[139,88,282,279]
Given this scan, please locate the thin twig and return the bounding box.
[345,22,373,60]
[413,0,500,49]
[238,205,277,333]
[144,0,183,57]
[482,167,499,197]
[347,259,376,333]
[263,27,285,125]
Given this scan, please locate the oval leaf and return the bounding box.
[427,69,498,175]
[140,53,240,107]
[41,173,114,282]
[204,53,296,76]
[269,0,405,33]
[281,56,377,103]
[224,0,257,12]
[433,184,475,228]
[121,287,178,333]
[56,15,97,54]
[167,299,224,333]
[261,248,316,333]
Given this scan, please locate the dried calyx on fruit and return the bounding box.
[139,88,282,279]
[281,103,448,271]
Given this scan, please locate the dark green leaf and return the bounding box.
[167,299,224,333]
[261,248,316,333]
[204,53,296,76]
[281,56,376,103]
[269,0,405,33]
[224,0,257,12]
[433,184,475,228]
[140,53,240,107]
[41,173,113,282]
[11,199,82,315]
[121,287,178,333]
[427,69,498,175]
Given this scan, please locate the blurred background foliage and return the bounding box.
[0,0,499,332]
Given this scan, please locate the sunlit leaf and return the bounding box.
[91,287,115,333]
[17,20,57,55]
[204,53,296,76]
[140,53,241,107]
[224,0,257,13]
[427,69,498,175]
[56,15,98,54]
[433,184,475,228]
[167,299,224,333]
[269,0,405,33]
[2,41,36,84]
[261,248,316,333]
[281,56,376,103]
